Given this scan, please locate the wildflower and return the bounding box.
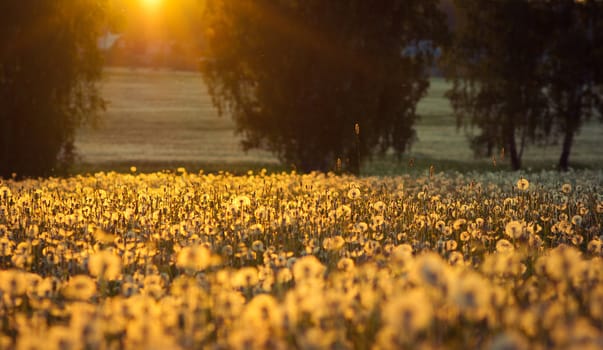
[415,253,449,288]
[62,275,97,300]
[88,250,122,280]
[336,257,355,272]
[233,267,259,288]
[587,239,602,255]
[505,220,524,239]
[231,195,251,209]
[516,178,529,191]
[323,236,345,251]
[571,215,582,226]
[382,289,433,336]
[451,272,491,320]
[251,240,265,252]
[0,269,27,296]
[241,293,282,329]
[453,218,466,231]
[176,245,213,271]
[371,201,386,211]
[496,239,514,254]
[445,240,458,251]
[561,183,572,194]
[489,331,529,350]
[292,255,325,281]
[347,187,361,200]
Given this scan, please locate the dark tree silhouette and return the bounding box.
[542,0,603,171]
[200,1,447,174]
[0,1,107,178]
[442,0,551,170]
[443,0,603,171]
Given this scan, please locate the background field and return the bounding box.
[74,68,603,175]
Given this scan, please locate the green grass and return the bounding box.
[73,68,603,175]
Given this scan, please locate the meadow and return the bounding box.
[0,169,602,349]
[74,68,603,175]
[2,68,602,349]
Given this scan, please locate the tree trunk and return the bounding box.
[506,125,521,170]
[559,127,574,172]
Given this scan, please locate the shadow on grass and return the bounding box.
[362,155,600,176]
[70,161,289,176]
[68,156,599,178]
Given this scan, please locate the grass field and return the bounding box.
[4,69,603,349]
[1,170,602,349]
[74,68,603,175]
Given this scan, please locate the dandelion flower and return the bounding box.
[233,267,259,288]
[88,250,122,280]
[505,220,524,239]
[292,255,325,281]
[516,178,529,191]
[347,187,361,200]
[561,183,572,194]
[323,236,345,251]
[496,239,514,254]
[176,245,213,271]
[382,289,433,335]
[62,275,97,300]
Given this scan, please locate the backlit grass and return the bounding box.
[0,169,601,349]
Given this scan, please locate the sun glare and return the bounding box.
[141,0,162,11]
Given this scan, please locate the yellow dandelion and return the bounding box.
[571,215,583,226]
[233,267,259,288]
[382,289,433,335]
[505,220,524,239]
[62,275,97,300]
[371,200,386,211]
[445,240,458,251]
[176,245,213,271]
[231,195,251,209]
[415,253,449,288]
[88,250,122,280]
[241,293,282,328]
[495,239,514,254]
[516,178,529,191]
[460,231,471,242]
[292,255,325,281]
[561,183,572,194]
[323,236,345,251]
[336,257,355,272]
[587,239,602,255]
[453,218,466,231]
[0,269,27,296]
[251,240,265,252]
[489,331,529,350]
[451,272,491,320]
[347,187,361,200]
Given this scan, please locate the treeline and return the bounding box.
[0,0,601,178]
[443,0,603,171]
[200,0,603,173]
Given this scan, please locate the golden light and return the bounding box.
[141,0,163,11]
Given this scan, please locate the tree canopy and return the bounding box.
[443,0,603,170]
[200,0,447,173]
[0,1,107,178]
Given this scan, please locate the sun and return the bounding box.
[141,0,162,10]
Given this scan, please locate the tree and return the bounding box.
[200,1,447,174]
[542,0,603,171]
[442,0,551,170]
[0,1,107,178]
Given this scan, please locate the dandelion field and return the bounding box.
[0,169,602,349]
